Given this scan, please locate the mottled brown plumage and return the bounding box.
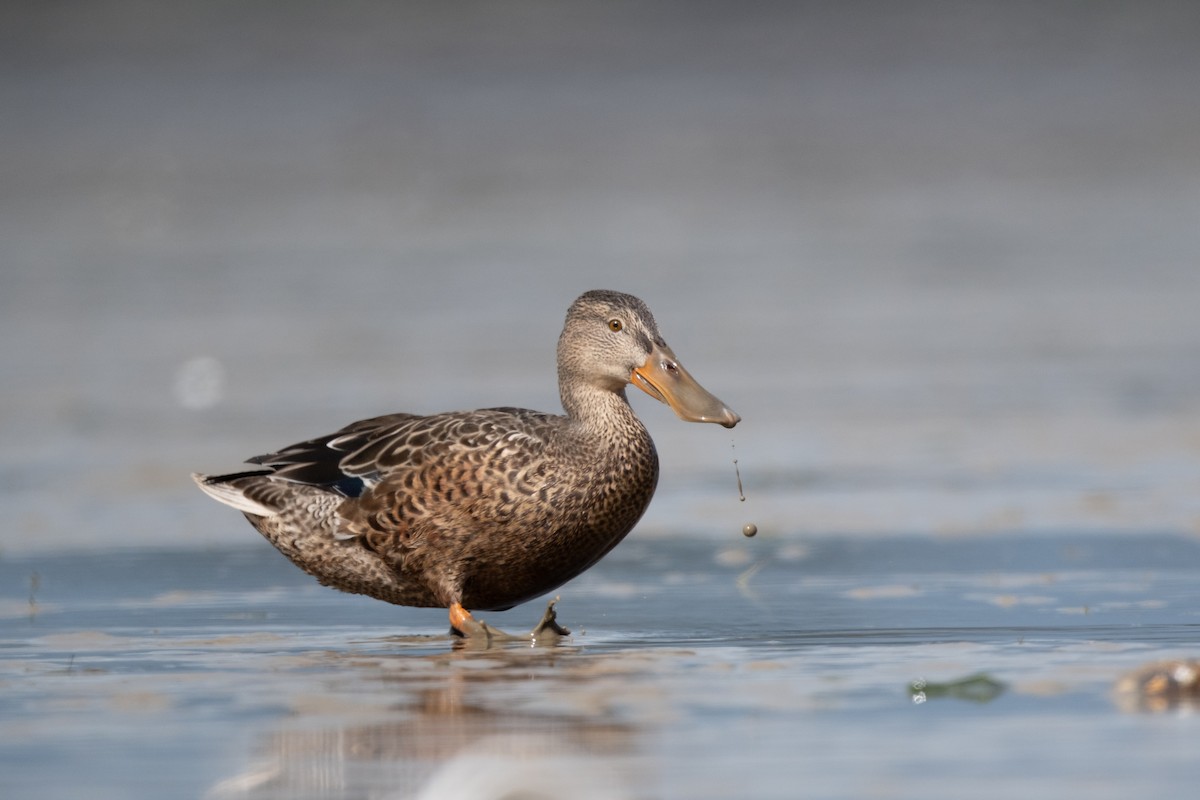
[194,290,739,635]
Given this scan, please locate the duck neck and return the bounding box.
[559,376,648,439]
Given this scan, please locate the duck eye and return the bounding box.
[608,319,624,332]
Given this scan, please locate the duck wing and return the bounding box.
[246,412,425,496]
[247,408,561,548]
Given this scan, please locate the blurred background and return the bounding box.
[3,0,1199,554]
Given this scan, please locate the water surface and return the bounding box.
[4,534,1199,799]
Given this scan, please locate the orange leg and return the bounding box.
[448,602,479,635]
[448,599,569,642]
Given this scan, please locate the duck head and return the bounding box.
[558,290,740,428]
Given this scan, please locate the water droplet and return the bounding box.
[731,441,745,501]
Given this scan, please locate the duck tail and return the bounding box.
[191,471,278,517]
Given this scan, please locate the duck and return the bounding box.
[193,289,739,640]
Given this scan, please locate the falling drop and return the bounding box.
[731,441,745,502]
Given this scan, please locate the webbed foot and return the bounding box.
[531,598,571,639]
[448,599,570,645]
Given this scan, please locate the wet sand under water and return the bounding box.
[3,533,1199,800]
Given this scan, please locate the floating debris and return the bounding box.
[742,523,758,538]
[910,673,1006,704]
[1114,659,1200,713]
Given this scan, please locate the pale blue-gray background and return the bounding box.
[6,1,1199,555]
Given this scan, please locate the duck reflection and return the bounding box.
[205,642,640,799]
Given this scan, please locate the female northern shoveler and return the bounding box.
[194,290,739,640]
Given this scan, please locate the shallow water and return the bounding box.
[4,534,1200,800]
